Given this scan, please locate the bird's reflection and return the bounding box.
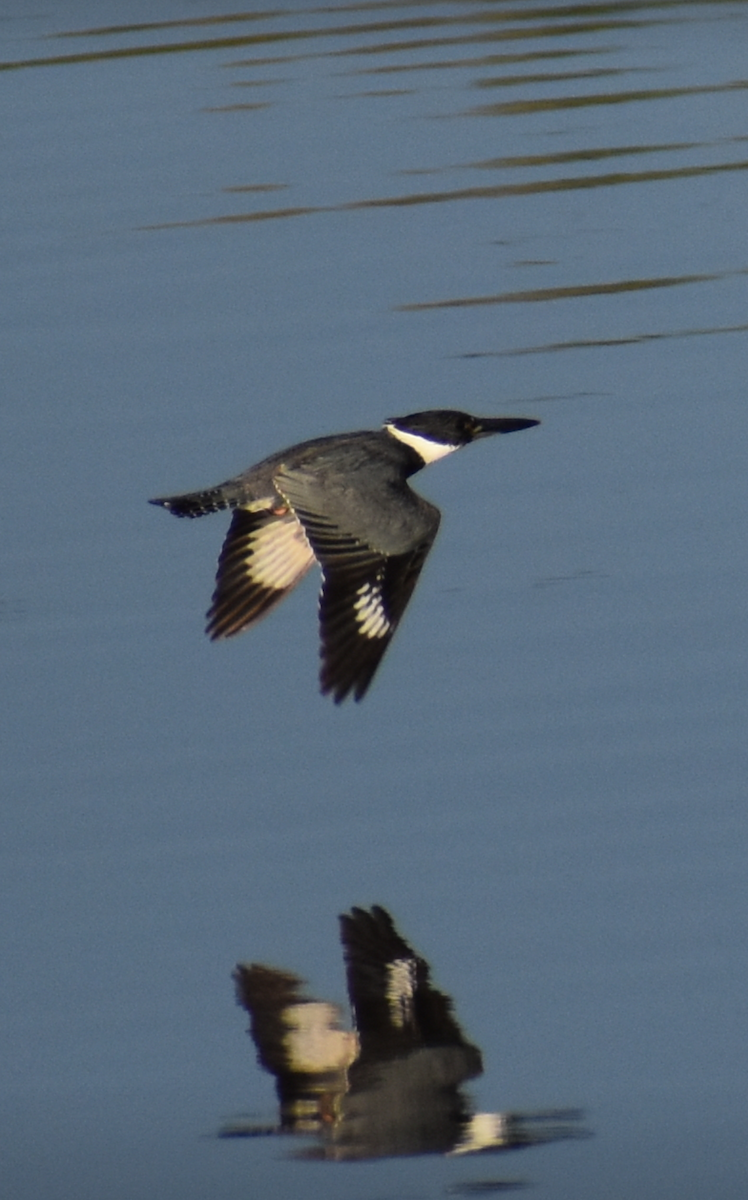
[222,905,587,1160]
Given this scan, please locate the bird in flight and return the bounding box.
[150,409,539,702]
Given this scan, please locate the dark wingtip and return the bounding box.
[320,673,372,705]
[321,680,355,705]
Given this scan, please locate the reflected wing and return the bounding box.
[339,906,481,1067]
[206,507,315,639]
[233,963,355,1080]
[275,468,440,703]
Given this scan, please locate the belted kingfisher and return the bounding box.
[150,409,539,702]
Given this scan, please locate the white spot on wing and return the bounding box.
[386,957,417,1028]
[246,514,314,590]
[385,423,459,463]
[353,582,390,639]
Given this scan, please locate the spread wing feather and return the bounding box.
[275,468,440,702]
[207,507,315,639]
[339,906,480,1062]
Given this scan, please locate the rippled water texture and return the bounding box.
[2,3,748,1199]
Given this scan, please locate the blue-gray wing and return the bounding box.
[275,466,440,702]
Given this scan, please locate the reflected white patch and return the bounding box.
[385,423,459,463]
[353,582,390,639]
[246,512,315,589]
[284,1001,358,1073]
[386,957,416,1028]
[450,1112,510,1155]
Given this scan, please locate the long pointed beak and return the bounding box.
[473,416,540,437]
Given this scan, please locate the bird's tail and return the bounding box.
[149,488,234,518]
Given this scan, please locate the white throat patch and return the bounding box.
[385,423,459,463]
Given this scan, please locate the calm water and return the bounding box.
[2,2,748,1197]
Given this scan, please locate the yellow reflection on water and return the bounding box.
[470,322,748,357]
[469,78,748,117]
[0,0,726,73]
[396,271,729,312]
[140,156,748,231]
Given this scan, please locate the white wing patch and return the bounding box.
[246,513,314,590]
[353,581,390,639]
[386,957,417,1028]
